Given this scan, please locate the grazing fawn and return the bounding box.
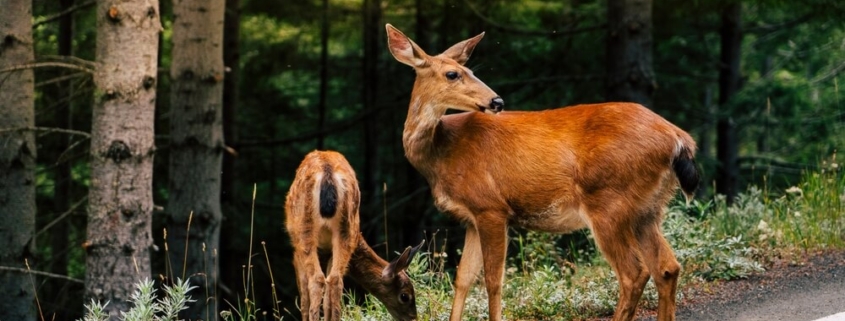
[385,24,699,321]
[285,150,424,321]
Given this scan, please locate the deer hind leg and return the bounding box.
[323,231,356,321]
[636,218,680,321]
[449,225,484,321]
[293,250,325,321]
[590,216,651,321]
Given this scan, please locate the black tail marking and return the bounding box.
[319,164,338,218]
[672,146,700,197]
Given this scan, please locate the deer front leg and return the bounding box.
[449,225,483,321]
[477,212,508,321]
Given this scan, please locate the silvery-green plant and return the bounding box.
[77,278,196,321]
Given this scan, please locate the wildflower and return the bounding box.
[785,186,803,197]
[794,211,801,218]
[757,220,770,232]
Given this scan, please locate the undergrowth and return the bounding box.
[78,159,844,320]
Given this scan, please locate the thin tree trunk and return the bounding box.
[605,0,655,107]
[50,0,75,309]
[317,0,329,149]
[0,0,37,319]
[717,2,741,204]
[362,0,381,221]
[220,0,240,308]
[221,0,239,206]
[168,0,225,319]
[86,0,160,318]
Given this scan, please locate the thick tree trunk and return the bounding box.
[86,0,160,318]
[605,0,655,107]
[717,2,742,204]
[168,0,225,319]
[0,0,37,319]
[362,0,382,220]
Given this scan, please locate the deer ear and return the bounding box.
[382,240,425,278]
[386,24,429,68]
[440,32,485,65]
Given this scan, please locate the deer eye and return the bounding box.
[399,292,411,303]
[445,71,459,80]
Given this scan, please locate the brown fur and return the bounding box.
[386,24,699,321]
[284,150,423,321]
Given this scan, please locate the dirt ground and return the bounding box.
[593,249,845,321]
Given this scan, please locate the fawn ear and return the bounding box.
[383,240,425,278]
[440,32,485,65]
[386,24,429,68]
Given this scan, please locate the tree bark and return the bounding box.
[168,0,225,319]
[605,0,655,107]
[317,0,329,149]
[717,2,742,204]
[362,0,382,220]
[0,0,37,319]
[86,0,160,318]
[50,0,76,309]
[221,0,239,205]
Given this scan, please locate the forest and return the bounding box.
[1,0,844,320]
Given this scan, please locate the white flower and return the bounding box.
[757,220,770,232]
[785,186,803,196]
[794,211,801,217]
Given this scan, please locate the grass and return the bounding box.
[77,159,844,321]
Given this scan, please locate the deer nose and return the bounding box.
[490,97,504,112]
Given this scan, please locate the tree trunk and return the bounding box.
[168,0,225,319]
[717,2,741,204]
[0,0,37,319]
[86,0,160,318]
[605,0,655,107]
[362,0,382,221]
[50,0,76,309]
[220,0,240,307]
[317,0,329,149]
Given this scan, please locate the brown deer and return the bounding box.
[285,150,424,321]
[385,24,699,321]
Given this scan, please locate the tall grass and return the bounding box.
[77,160,844,320]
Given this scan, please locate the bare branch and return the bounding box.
[0,126,91,138]
[0,62,94,74]
[35,72,88,88]
[811,60,845,84]
[237,104,390,148]
[32,0,96,28]
[464,0,604,37]
[0,266,83,284]
[36,197,88,238]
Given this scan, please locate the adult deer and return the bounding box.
[385,24,699,321]
[285,150,424,321]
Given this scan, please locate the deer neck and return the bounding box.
[402,94,448,175]
[348,236,391,300]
